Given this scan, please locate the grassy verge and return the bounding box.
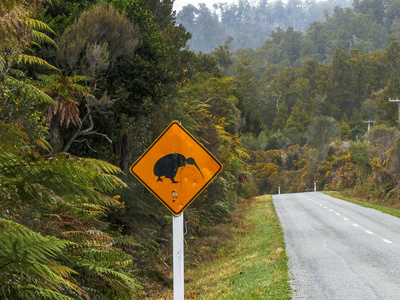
[324,191,400,218]
[185,195,291,299]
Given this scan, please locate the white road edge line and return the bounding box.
[343,217,349,220]
[353,224,359,227]
[382,239,392,244]
[365,231,373,235]
[336,213,340,216]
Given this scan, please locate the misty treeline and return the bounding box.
[230,1,400,204]
[177,0,352,52]
[2,0,400,298]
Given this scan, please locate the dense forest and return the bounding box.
[176,0,353,52]
[2,0,400,298]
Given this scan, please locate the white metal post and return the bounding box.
[389,98,400,130]
[278,186,280,195]
[173,213,184,299]
[314,182,316,192]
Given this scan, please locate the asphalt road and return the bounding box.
[273,192,400,300]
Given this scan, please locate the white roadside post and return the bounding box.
[173,213,184,299]
[389,98,400,130]
[314,182,316,192]
[278,186,281,195]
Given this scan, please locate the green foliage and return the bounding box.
[308,116,338,149]
[240,131,268,151]
[349,140,370,166]
[0,3,145,296]
[9,0,400,296]
[57,3,140,74]
[349,140,371,178]
[0,219,76,300]
[0,121,143,298]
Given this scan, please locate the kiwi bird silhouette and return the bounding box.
[154,153,204,183]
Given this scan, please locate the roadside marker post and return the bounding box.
[278,186,280,194]
[314,182,316,192]
[130,121,222,299]
[173,213,184,299]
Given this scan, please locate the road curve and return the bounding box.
[273,192,400,300]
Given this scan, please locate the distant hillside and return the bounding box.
[176,0,353,52]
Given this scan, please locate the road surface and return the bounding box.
[273,192,400,300]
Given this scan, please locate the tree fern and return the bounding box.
[0,219,78,299]
[1,2,143,297]
[0,122,142,298]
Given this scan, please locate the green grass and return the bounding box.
[323,191,400,218]
[186,195,292,299]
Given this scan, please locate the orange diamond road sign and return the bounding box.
[129,121,223,215]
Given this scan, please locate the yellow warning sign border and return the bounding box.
[129,121,223,215]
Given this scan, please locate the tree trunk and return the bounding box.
[115,134,130,174]
[50,118,60,154]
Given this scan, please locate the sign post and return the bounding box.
[173,213,184,299]
[130,121,222,298]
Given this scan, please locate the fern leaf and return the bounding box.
[31,30,58,48]
[0,219,81,298]
[35,138,51,152]
[21,285,74,300]
[26,17,56,35]
[12,53,59,71]
[113,235,140,247]
[4,76,56,105]
[46,261,79,278]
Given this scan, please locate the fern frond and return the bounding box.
[0,219,80,298]
[62,230,114,245]
[4,76,56,105]
[0,148,126,209]
[83,158,125,175]
[26,17,56,35]
[31,30,58,48]
[35,139,51,152]
[80,248,131,264]
[46,261,79,278]
[11,53,59,71]
[0,283,72,300]
[113,235,140,248]
[0,121,27,148]
[8,68,26,78]
[95,266,141,293]
[21,285,74,300]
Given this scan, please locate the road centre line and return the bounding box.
[305,197,392,244]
